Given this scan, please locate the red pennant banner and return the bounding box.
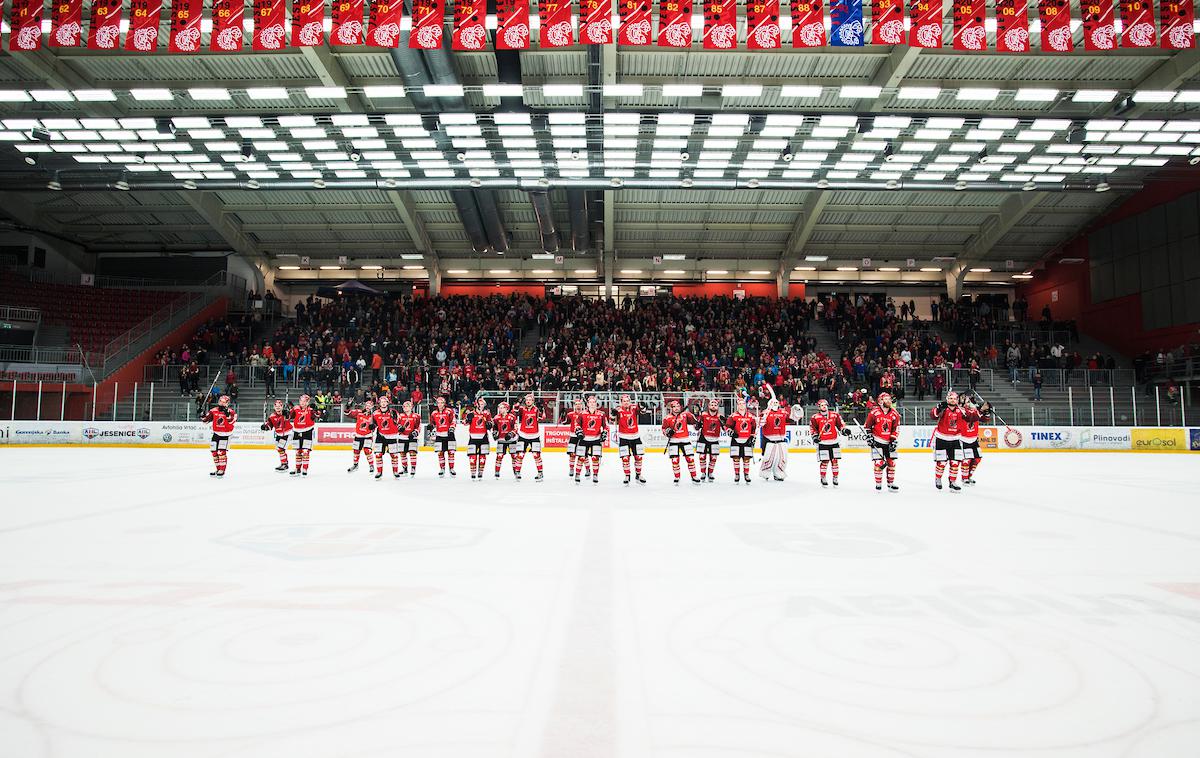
[1118,0,1156,45]
[125,0,162,50]
[50,0,84,46]
[952,0,986,48]
[252,0,286,47]
[210,0,244,49]
[88,0,122,48]
[1037,0,1072,50]
[452,0,487,48]
[496,0,531,47]
[10,0,44,49]
[410,0,444,48]
[995,0,1029,50]
[658,0,693,45]
[746,0,781,48]
[539,0,573,46]
[617,0,651,44]
[332,0,365,43]
[292,0,324,45]
[580,0,613,42]
[1081,0,1116,48]
[703,0,737,47]
[871,0,904,43]
[168,0,202,50]
[908,0,942,46]
[1161,0,1194,47]
[790,0,825,46]
[366,0,401,45]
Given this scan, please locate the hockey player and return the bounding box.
[261,398,292,472]
[370,396,403,480]
[865,392,901,491]
[203,394,236,477]
[930,391,965,491]
[662,399,701,485]
[959,396,985,485]
[397,400,422,477]
[464,397,492,480]
[574,395,608,484]
[428,396,457,477]
[697,399,724,483]
[612,394,646,485]
[810,399,849,486]
[345,399,376,474]
[515,393,545,481]
[758,397,797,482]
[289,394,317,476]
[492,401,519,479]
[725,397,757,484]
[564,399,590,478]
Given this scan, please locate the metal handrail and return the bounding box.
[0,305,41,323]
[0,344,87,364]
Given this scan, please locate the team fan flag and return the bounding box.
[952,0,987,49]
[617,0,652,44]
[871,0,904,44]
[539,0,574,46]
[210,0,244,49]
[658,0,693,45]
[452,0,487,49]
[580,0,613,43]
[1081,0,1116,49]
[994,0,1030,50]
[1037,0,1073,50]
[496,0,531,48]
[88,0,122,48]
[252,0,287,47]
[1161,0,1194,47]
[10,0,44,49]
[790,0,825,45]
[331,0,365,43]
[829,0,864,44]
[410,0,445,49]
[746,0,782,48]
[292,0,325,46]
[50,0,84,47]
[703,0,738,48]
[1118,0,1156,46]
[909,0,943,46]
[125,0,162,50]
[366,0,402,46]
[168,0,202,50]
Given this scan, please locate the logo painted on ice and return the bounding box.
[216,523,489,560]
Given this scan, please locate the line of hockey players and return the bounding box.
[204,389,990,490]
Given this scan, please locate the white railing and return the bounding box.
[0,305,41,323]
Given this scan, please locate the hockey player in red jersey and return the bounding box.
[810,399,849,486]
[958,396,986,485]
[563,399,590,478]
[574,395,608,484]
[758,396,796,482]
[464,397,492,480]
[202,394,236,477]
[662,399,701,484]
[397,400,422,477]
[289,394,317,476]
[515,393,545,481]
[370,396,403,480]
[866,392,901,491]
[492,401,519,479]
[612,393,646,485]
[725,396,757,484]
[345,399,376,474]
[697,398,725,483]
[428,396,457,477]
[261,398,292,472]
[930,390,965,491]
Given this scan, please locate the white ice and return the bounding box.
[1,447,1199,758]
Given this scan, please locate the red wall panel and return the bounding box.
[438,284,547,297]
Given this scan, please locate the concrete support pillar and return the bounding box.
[945,264,968,301]
[428,258,442,297]
[777,259,794,299]
[603,249,615,300]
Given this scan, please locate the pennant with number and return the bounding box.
[1037,0,1073,50]
[747,0,782,48]
[829,0,864,44]
[1118,0,1156,45]
[332,0,365,43]
[50,0,84,46]
[168,0,202,50]
[995,0,1029,50]
[88,0,122,48]
[580,0,613,42]
[790,0,825,46]
[703,0,737,47]
[539,0,573,46]
[452,0,486,48]
[658,0,693,45]
[496,0,531,47]
[871,0,904,44]
[366,0,402,45]
[292,0,324,45]
[252,0,286,47]
[125,0,162,50]
[1081,0,1116,48]
[618,0,651,44]
[952,0,986,48]
[10,0,44,49]
[1161,0,1194,47]
[210,0,244,49]
[410,0,444,48]
[909,0,942,46]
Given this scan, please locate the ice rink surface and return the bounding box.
[1,447,1199,758]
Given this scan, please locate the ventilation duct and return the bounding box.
[528,191,559,253]
[451,190,490,253]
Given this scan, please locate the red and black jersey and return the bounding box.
[959,407,981,441]
[290,406,316,432]
[698,411,724,440]
[725,412,757,442]
[565,409,584,434]
[866,407,901,445]
[430,407,455,435]
[204,406,237,435]
[614,406,640,438]
[760,409,789,439]
[398,412,422,438]
[372,409,400,437]
[517,405,543,437]
[930,406,963,441]
[265,411,292,436]
[579,410,608,439]
[347,408,373,437]
[466,409,491,437]
[809,410,845,444]
[662,411,697,441]
[493,412,518,439]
